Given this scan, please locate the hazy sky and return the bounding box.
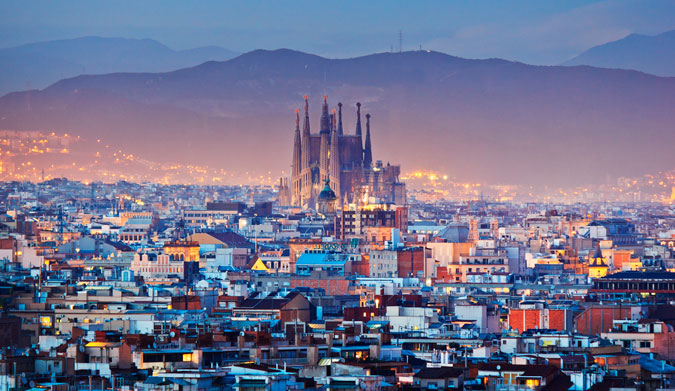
[1,0,674,64]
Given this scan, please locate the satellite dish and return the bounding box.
[29,381,35,388]
[239,331,245,337]
[79,345,85,353]
[170,331,176,338]
[152,342,157,349]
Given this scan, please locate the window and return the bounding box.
[639,341,651,348]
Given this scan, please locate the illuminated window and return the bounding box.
[182,353,192,362]
[40,316,52,327]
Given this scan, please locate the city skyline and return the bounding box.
[0,2,673,195]
[2,3,675,391]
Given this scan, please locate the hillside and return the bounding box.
[563,30,675,77]
[1,49,673,187]
[0,36,238,95]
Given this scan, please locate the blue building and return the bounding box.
[588,218,638,245]
[295,252,351,276]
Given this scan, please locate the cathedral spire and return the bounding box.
[302,95,310,136]
[355,102,362,136]
[291,108,302,206]
[319,96,331,186]
[300,96,312,205]
[364,113,373,168]
[331,109,337,132]
[330,107,341,205]
[354,102,364,167]
[337,102,343,136]
[294,109,301,152]
[320,95,330,134]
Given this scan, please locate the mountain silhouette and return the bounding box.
[563,30,675,77]
[1,49,673,187]
[0,36,238,95]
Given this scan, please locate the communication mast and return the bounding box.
[398,30,403,53]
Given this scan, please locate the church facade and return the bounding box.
[286,96,406,209]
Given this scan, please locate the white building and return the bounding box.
[131,252,184,280]
[369,250,398,278]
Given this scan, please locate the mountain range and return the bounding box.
[0,48,673,188]
[0,36,238,95]
[563,30,675,77]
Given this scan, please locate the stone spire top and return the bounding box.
[355,102,362,136]
[337,102,343,136]
[302,95,310,135]
[364,113,373,168]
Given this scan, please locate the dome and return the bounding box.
[318,180,337,201]
[435,223,470,243]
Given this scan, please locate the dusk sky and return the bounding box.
[1,0,674,64]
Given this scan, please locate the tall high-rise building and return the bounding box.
[289,96,406,209]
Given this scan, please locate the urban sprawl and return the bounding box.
[0,102,674,391]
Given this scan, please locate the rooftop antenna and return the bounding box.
[398,30,403,53]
